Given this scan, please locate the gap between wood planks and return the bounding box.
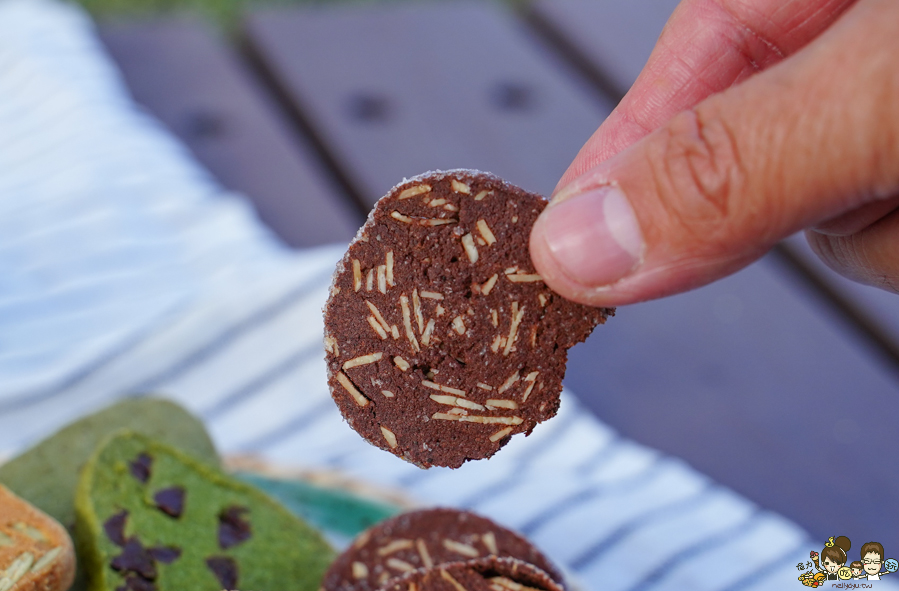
[237,32,374,219]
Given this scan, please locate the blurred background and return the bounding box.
[74,0,529,29]
[2,0,899,572]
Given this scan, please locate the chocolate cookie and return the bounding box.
[322,508,563,591]
[378,556,564,591]
[324,170,612,468]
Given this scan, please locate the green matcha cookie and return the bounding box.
[0,398,219,531]
[75,432,335,591]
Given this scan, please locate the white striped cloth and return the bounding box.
[0,1,880,590]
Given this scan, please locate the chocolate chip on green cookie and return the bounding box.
[102,512,128,548]
[128,454,153,485]
[147,548,180,565]
[204,557,238,589]
[217,507,252,549]
[152,487,185,519]
[110,539,157,581]
[75,432,334,591]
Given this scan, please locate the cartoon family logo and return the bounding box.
[797,536,899,587]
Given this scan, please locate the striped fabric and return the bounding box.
[0,1,880,590]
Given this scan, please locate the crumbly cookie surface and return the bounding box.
[322,508,562,591]
[324,171,612,468]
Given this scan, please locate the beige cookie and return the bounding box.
[0,484,75,591]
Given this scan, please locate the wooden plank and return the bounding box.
[99,18,361,248]
[529,0,899,550]
[243,2,615,203]
[565,257,899,552]
[780,235,899,357]
[530,0,680,98]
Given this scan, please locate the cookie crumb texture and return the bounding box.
[325,171,612,468]
[0,485,76,591]
[74,432,334,591]
[322,508,563,591]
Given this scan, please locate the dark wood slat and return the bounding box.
[243,2,615,203]
[100,18,361,248]
[781,235,899,357]
[530,0,680,98]
[530,0,899,549]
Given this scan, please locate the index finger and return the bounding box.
[556,0,857,191]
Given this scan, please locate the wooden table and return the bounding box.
[98,0,899,552]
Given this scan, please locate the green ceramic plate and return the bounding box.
[226,457,411,548]
[235,473,401,545]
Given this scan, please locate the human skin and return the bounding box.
[529,0,899,307]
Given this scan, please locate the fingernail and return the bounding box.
[540,186,643,287]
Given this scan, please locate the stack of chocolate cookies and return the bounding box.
[324,508,566,591]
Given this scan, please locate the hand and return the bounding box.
[529,0,899,306]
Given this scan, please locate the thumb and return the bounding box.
[530,0,899,307]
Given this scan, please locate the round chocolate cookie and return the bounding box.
[378,556,564,591]
[322,508,563,591]
[324,170,612,468]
